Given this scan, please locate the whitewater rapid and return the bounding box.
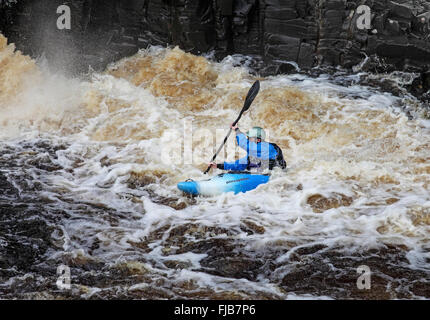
[1,34,429,299]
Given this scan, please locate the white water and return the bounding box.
[1,35,430,299]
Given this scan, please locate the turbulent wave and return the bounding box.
[1,33,430,299]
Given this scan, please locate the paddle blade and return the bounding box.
[243,80,260,112]
[232,80,260,126]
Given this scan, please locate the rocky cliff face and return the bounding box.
[1,0,430,77]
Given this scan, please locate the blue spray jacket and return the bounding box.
[218,130,286,171]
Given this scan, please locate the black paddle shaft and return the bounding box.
[204,80,260,174]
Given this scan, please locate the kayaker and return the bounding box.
[208,124,286,172]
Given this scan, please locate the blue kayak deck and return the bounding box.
[177,171,270,196]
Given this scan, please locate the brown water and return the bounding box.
[1,34,430,299]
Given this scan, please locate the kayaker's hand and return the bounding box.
[231,123,238,131]
[209,162,217,169]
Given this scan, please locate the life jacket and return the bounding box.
[269,143,287,170]
[246,142,286,171]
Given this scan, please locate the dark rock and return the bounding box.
[322,10,345,36]
[276,62,298,74]
[264,0,296,9]
[219,0,233,16]
[265,18,314,39]
[373,14,387,33]
[298,41,315,67]
[318,38,349,66]
[0,0,430,99]
[265,7,297,20]
[386,19,401,35]
[354,31,368,45]
[377,41,430,62]
[265,42,300,62]
[413,11,430,34]
[367,35,379,54]
[276,244,430,299]
[388,1,417,20]
[407,71,430,102]
[326,0,346,10]
[346,1,357,10]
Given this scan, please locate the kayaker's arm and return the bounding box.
[209,161,246,171]
[222,156,248,171]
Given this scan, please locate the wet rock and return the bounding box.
[0,209,55,272]
[127,172,156,188]
[277,245,430,299]
[165,224,234,250]
[408,70,430,103]
[155,197,188,210]
[145,189,190,210]
[265,7,297,20]
[386,19,401,35]
[116,261,149,275]
[298,42,315,67]
[388,1,417,20]
[410,281,430,297]
[0,172,18,197]
[61,251,105,271]
[240,219,266,235]
[138,223,270,281]
[163,260,193,270]
[294,244,328,256]
[182,238,265,281]
[203,256,264,281]
[306,193,353,213]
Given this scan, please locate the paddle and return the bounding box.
[204,80,260,174]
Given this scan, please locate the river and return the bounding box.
[1,34,429,299]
